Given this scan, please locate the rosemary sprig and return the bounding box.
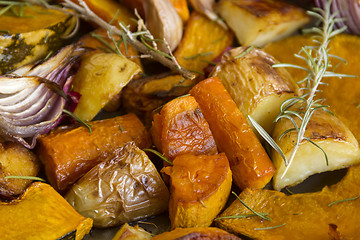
[327,196,360,207]
[62,109,92,134]
[143,148,173,166]
[215,213,269,221]
[58,0,196,80]
[234,45,254,59]
[183,52,213,60]
[251,0,354,178]
[232,191,271,221]
[254,223,286,231]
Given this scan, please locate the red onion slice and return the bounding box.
[0,44,86,148]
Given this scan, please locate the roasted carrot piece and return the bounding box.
[190,77,275,189]
[150,95,218,162]
[37,113,151,192]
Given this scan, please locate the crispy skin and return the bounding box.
[190,77,274,189]
[37,113,151,192]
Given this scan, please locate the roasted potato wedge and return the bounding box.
[211,46,297,134]
[65,142,169,228]
[190,77,275,190]
[216,0,310,47]
[72,52,141,121]
[272,108,360,190]
[37,113,151,192]
[0,141,40,198]
[150,95,217,161]
[162,153,232,229]
[216,164,360,240]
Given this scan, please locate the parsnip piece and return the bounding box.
[72,52,141,121]
[272,109,360,190]
[215,0,310,47]
[162,153,232,229]
[112,223,152,240]
[211,46,297,135]
[65,142,169,228]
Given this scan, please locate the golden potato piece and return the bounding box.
[216,0,310,47]
[162,153,232,229]
[0,141,40,198]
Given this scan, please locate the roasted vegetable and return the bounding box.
[152,227,242,240]
[65,142,169,228]
[216,164,360,240]
[150,95,217,161]
[215,0,310,47]
[0,44,86,149]
[0,4,77,74]
[64,0,136,30]
[264,34,360,143]
[0,141,40,198]
[162,153,232,229]
[272,108,360,190]
[143,0,183,52]
[72,52,141,121]
[211,46,297,134]
[112,223,153,240]
[190,77,275,190]
[121,73,196,127]
[0,182,92,240]
[174,11,233,76]
[37,113,152,192]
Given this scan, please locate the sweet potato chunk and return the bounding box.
[152,227,242,240]
[162,153,232,229]
[37,113,151,192]
[150,95,217,161]
[216,164,360,240]
[190,77,275,189]
[0,141,40,198]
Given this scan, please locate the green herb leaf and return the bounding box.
[143,148,173,166]
[62,109,92,134]
[328,196,360,207]
[254,223,286,231]
[232,191,271,221]
[5,175,46,182]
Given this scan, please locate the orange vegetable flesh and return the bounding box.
[190,77,275,189]
[150,95,217,161]
[37,113,151,192]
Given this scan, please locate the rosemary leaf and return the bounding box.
[234,45,254,59]
[62,109,92,134]
[143,149,173,166]
[254,223,286,231]
[183,52,213,60]
[328,196,360,207]
[5,175,46,182]
[232,191,271,221]
[215,213,269,220]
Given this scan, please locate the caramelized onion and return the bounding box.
[0,45,85,148]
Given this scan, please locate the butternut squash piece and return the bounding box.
[174,12,234,75]
[152,227,242,240]
[162,153,232,229]
[150,95,217,161]
[65,142,169,228]
[190,77,275,189]
[264,34,360,143]
[112,223,152,240]
[0,182,92,240]
[0,141,40,198]
[215,164,360,240]
[37,113,151,192]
